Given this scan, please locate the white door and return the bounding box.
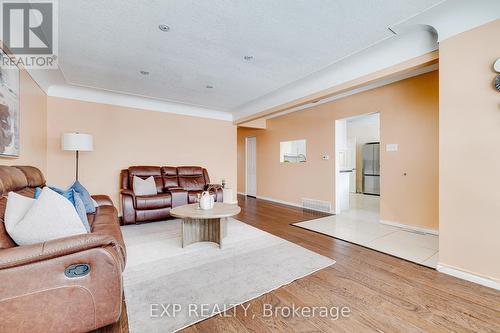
[246,137,257,197]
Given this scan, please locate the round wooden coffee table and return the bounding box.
[170,203,241,248]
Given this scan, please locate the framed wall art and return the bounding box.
[0,48,20,157]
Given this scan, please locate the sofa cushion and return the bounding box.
[35,187,91,232]
[0,220,15,248]
[87,211,95,229]
[12,166,45,188]
[161,166,179,189]
[74,192,91,232]
[0,197,16,249]
[177,166,204,177]
[5,188,88,246]
[133,176,157,196]
[4,193,35,239]
[14,187,35,198]
[187,190,203,204]
[187,189,220,204]
[135,193,171,210]
[178,166,206,191]
[0,166,28,196]
[136,207,171,223]
[128,166,164,193]
[69,181,96,214]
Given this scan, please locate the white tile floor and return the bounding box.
[294,194,439,268]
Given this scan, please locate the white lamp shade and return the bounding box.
[62,133,93,151]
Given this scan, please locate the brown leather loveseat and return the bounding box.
[0,165,126,332]
[120,166,222,224]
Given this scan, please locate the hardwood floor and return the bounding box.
[101,195,500,333]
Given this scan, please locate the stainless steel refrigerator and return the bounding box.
[362,142,380,195]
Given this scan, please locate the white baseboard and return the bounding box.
[256,195,335,214]
[380,219,439,235]
[437,263,500,291]
[238,192,333,213]
[257,195,302,208]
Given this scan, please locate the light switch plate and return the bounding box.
[386,144,398,152]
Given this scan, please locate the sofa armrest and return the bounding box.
[204,184,223,202]
[0,233,118,270]
[120,189,135,198]
[120,189,136,224]
[92,194,114,207]
[0,237,123,331]
[167,188,188,207]
[204,184,222,191]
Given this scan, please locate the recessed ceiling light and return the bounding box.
[140,70,149,75]
[158,24,170,32]
[206,85,214,89]
[243,55,254,61]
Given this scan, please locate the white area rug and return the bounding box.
[121,218,335,333]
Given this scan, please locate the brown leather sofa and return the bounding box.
[120,166,223,224]
[0,165,126,333]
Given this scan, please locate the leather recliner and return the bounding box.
[0,165,126,332]
[120,166,223,224]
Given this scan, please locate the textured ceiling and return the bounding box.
[58,0,443,112]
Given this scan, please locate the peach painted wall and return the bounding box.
[0,70,47,173]
[439,19,500,281]
[46,97,237,207]
[238,71,439,230]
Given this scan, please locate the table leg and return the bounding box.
[182,217,222,248]
[181,219,185,248]
[220,217,228,249]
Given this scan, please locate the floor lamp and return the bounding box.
[62,133,94,181]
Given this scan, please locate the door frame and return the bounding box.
[245,136,257,197]
[334,119,347,214]
[347,137,357,193]
[335,112,380,214]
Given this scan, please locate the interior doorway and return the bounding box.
[297,111,439,268]
[335,112,380,214]
[245,136,257,197]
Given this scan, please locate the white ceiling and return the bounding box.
[57,0,444,112]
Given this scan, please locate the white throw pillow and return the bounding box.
[4,192,35,229]
[4,187,88,246]
[133,176,157,196]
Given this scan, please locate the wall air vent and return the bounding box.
[301,198,331,213]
